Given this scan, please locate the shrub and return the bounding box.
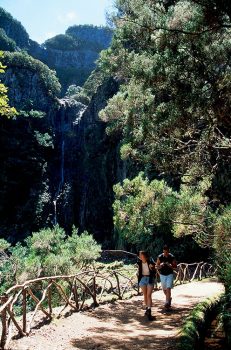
[178,294,223,350]
[0,226,101,293]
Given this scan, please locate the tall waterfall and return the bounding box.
[53,139,65,225]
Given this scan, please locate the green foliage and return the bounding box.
[0,28,16,51]
[64,227,102,266]
[98,0,230,283]
[99,0,231,187]
[113,173,177,251]
[44,27,112,53]
[0,7,29,48]
[19,110,46,118]
[113,173,216,252]
[0,238,10,251]
[222,291,231,346]
[66,25,113,52]
[65,85,90,104]
[65,85,82,97]
[213,206,231,290]
[82,67,109,100]
[0,226,101,293]
[2,51,61,97]
[178,294,223,350]
[0,51,17,118]
[34,131,54,148]
[44,34,80,51]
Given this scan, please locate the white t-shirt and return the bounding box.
[142,262,150,276]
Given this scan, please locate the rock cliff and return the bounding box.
[0,7,121,244]
[0,7,113,93]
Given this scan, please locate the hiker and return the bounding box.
[156,245,177,309]
[137,251,156,320]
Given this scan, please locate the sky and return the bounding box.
[0,0,114,43]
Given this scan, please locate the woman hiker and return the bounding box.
[137,251,156,320]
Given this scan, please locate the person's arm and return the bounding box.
[149,258,156,270]
[171,258,177,270]
[165,258,177,270]
[156,257,164,269]
[136,259,140,277]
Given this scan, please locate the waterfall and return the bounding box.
[53,139,65,225]
[53,199,57,225]
[61,140,65,185]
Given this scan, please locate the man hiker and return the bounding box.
[156,245,177,309]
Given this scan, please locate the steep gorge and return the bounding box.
[0,8,120,244]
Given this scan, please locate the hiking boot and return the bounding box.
[165,298,172,309]
[164,302,170,310]
[146,308,155,321]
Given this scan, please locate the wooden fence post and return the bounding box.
[22,288,27,334]
[92,275,98,306]
[114,272,122,299]
[1,294,8,350]
[48,283,52,316]
[73,280,79,310]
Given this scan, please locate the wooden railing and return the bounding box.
[0,261,216,349]
[0,266,137,349]
[174,262,216,285]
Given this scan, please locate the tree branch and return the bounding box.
[121,17,230,36]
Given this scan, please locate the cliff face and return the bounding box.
[0,7,30,49]
[3,67,54,111]
[36,48,99,90]
[0,8,113,93]
[0,7,122,244]
[0,55,123,244]
[0,55,58,241]
[36,26,113,93]
[71,78,124,242]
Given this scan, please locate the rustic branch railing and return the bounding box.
[0,267,137,349]
[174,262,216,285]
[0,261,216,349]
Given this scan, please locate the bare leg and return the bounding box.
[140,286,147,307]
[166,288,171,304]
[147,286,153,307]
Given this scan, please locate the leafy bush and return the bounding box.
[0,226,101,293]
[34,131,53,148]
[19,109,46,118]
[113,172,214,253]
[65,85,82,97]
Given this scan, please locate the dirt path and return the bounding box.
[10,279,224,350]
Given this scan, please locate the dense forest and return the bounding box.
[98,0,231,342]
[0,0,230,346]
